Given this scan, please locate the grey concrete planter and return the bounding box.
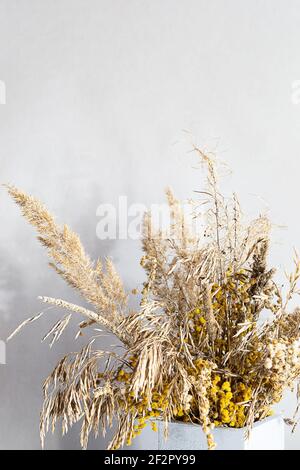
[130,415,284,450]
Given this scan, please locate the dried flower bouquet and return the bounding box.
[6,149,300,450]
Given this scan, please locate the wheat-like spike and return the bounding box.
[6,185,128,333]
[38,296,130,345]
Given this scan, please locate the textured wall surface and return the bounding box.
[1,0,300,449]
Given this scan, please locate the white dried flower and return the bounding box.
[264,358,273,369]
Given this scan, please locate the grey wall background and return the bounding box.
[1,0,300,450]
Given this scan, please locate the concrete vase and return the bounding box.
[131,415,284,450]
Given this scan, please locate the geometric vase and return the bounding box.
[130,415,284,450]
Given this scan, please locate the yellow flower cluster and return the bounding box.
[210,376,252,428]
[187,269,257,360]
[188,307,207,334]
[211,268,256,325]
[116,361,170,445]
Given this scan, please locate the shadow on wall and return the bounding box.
[0,256,23,326]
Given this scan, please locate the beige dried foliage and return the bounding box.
[6,150,300,449]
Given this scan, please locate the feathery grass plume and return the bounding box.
[6,149,300,449]
[6,185,129,339]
